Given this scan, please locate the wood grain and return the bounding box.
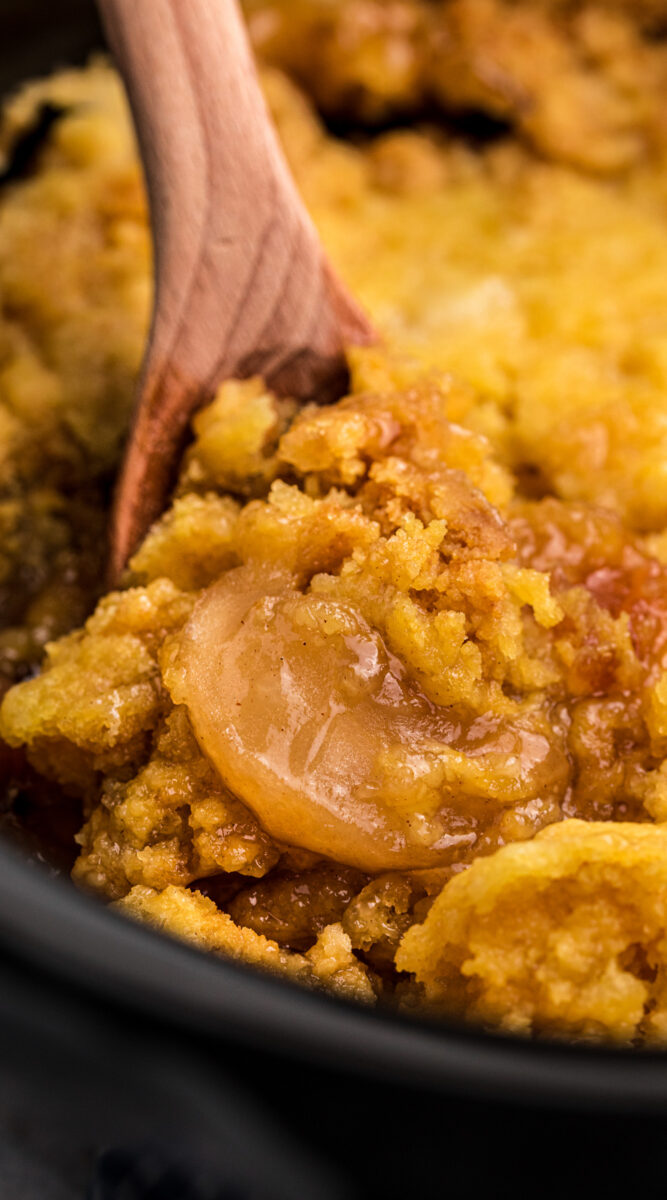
[97,0,375,582]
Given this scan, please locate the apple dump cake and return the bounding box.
[3,0,667,1041]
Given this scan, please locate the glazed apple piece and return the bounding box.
[168,566,565,872]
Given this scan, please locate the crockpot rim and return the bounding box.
[1,839,667,1112]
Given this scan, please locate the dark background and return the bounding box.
[4,929,667,1200]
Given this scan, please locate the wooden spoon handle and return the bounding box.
[97,0,374,579]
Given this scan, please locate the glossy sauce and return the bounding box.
[169,565,569,872]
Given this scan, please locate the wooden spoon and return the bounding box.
[97,0,375,584]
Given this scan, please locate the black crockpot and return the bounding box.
[2,4,667,1196]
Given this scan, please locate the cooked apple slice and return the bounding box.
[167,565,564,872]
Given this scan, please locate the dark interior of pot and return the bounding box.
[1,0,102,96]
[4,2,667,1195]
